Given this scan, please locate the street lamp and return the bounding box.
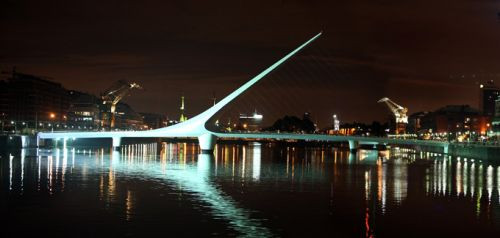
[11,121,17,134]
[49,113,56,132]
[20,121,26,134]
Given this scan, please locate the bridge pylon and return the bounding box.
[198,133,217,153]
[112,136,122,150]
[348,140,359,153]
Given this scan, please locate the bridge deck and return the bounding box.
[38,130,449,148]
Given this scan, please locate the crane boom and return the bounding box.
[102,80,141,105]
[378,97,408,124]
[102,80,141,129]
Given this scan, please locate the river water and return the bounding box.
[2,142,500,237]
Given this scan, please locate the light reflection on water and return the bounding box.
[2,143,500,237]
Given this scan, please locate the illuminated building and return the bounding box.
[179,95,187,122]
[492,98,500,136]
[67,90,101,130]
[237,111,263,131]
[479,80,499,117]
[68,90,148,131]
[333,114,340,131]
[325,114,341,135]
[418,105,489,136]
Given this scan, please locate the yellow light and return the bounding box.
[50,113,56,119]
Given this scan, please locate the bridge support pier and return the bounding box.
[443,145,449,154]
[348,140,359,153]
[198,133,217,153]
[112,137,122,150]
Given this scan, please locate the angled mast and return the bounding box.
[155,32,323,135]
[199,32,323,123]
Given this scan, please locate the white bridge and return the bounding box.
[38,32,450,154]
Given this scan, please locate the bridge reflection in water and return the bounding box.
[3,143,500,236]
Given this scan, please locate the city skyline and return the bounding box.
[2,1,500,124]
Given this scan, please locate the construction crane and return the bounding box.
[378,97,408,134]
[101,80,141,129]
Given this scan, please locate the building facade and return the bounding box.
[407,111,430,134]
[0,71,69,132]
[415,105,490,141]
[492,98,500,137]
[479,80,500,117]
[114,102,145,130]
[67,90,101,130]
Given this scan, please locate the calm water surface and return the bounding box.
[2,142,500,237]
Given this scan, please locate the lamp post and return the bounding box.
[49,112,56,132]
[11,121,17,134]
[62,115,67,131]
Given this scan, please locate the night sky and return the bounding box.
[1,0,500,127]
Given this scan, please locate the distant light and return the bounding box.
[253,114,263,119]
[480,84,484,88]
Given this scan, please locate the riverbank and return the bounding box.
[448,143,500,160]
[403,142,500,161]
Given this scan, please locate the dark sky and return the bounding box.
[1,0,500,127]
